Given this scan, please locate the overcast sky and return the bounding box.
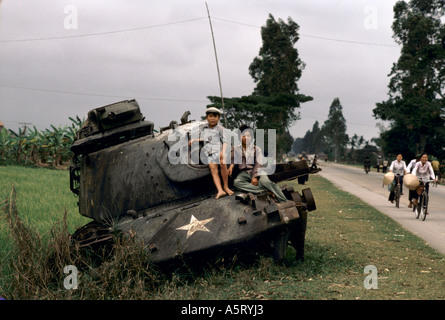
[0,0,400,142]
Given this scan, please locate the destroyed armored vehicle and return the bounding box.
[69,100,321,268]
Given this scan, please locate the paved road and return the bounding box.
[317,162,445,256]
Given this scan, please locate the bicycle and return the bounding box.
[393,173,403,209]
[414,180,435,221]
[432,175,439,187]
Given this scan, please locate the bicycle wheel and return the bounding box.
[395,184,400,208]
[419,192,428,221]
[415,200,421,219]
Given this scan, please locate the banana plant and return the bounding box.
[22,126,44,165]
[0,127,12,160]
[8,128,25,163]
[0,115,85,167]
[67,116,84,146]
[43,125,67,167]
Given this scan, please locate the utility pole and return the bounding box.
[205,2,227,127]
[18,122,32,135]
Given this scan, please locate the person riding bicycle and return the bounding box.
[411,153,437,214]
[364,156,371,173]
[431,156,440,183]
[388,153,407,203]
[382,158,389,173]
[406,154,421,208]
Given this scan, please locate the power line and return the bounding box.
[0,14,400,48]
[0,84,208,103]
[0,17,208,43]
[211,17,400,48]
[298,33,398,47]
[0,83,386,129]
[297,112,384,129]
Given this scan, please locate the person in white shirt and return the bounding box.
[388,153,408,203]
[412,153,436,182]
[411,153,437,212]
[406,154,421,208]
[406,155,420,173]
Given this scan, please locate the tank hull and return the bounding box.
[115,188,311,267]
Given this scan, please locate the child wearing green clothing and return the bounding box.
[228,125,287,203]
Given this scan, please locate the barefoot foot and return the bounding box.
[215,191,227,199]
[224,187,234,196]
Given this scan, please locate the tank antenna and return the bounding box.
[205,2,227,127]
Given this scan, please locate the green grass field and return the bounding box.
[1,165,444,300]
[0,165,91,234]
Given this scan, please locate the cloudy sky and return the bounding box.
[0,0,400,142]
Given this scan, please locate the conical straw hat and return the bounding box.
[383,172,394,185]
[403,174,420,190]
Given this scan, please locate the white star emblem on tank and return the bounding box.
[176,215,214,239]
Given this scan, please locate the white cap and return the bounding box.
[205,107,221,115]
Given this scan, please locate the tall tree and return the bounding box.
[321,98,349,162]
[301,121,322,154]
[310,121,322,154]
[373,0,445,158]
[246,14,312,157]
[249,14,305,96]
[292,137,304,154]
[301,129,313,154]
[349,133,365,162]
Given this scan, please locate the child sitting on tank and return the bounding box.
[188,107,234,199]
[228,124,288,203]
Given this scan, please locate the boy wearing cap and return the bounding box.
[189,107,234,199]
